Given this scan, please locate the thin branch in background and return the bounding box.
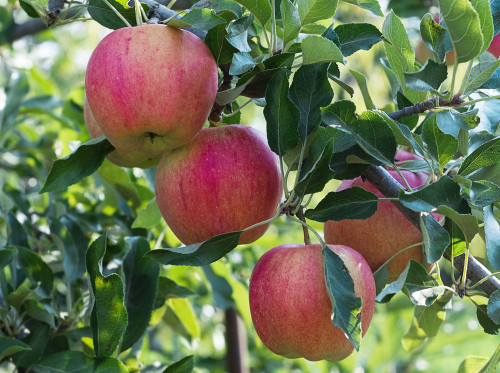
[386,94,465,121]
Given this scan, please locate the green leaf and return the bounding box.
[334,23,383,56]
[229,52,256,75]
[458,137,500,176]
[12,321,50,369]
[132,198,162,229]
[34,351,128,373]
[420,13,446,62]
[167,298,200,338]
[420,214,450,263]
[436,109,478,138]
[97,160,142,209]
[437,206,479,243]
[305,187,379,221]
[324,110,397,165]
[86,233,128,357]
[484,204,500,269]
[378,112,426,157]
[298,0,339,25]
[60,217,89,282]
[464,60,500,96]
[281,0,301,46]
[294,136,335,196]
[147,231,243,266]
[0,337,31,361]
[264,69,300,156]
[154,277,197,309]
[488,289,500,324]
[339,0,383,16]
[404,59,447,91]
[205,24,238,65]
[471,0,494,55]
[382,10,415,84]
[457,356,489,373]
[455,177,500,207]
[350,69,375,110]
[163,355,194,373]
[402,295,449,352]
[376,261,444,306]
[24,300,55,328]
[121,237,160,351]
[302,35,344,65]
[40,137,114,193]
[438,0,484,63]
[421,113,458,166]
[289,63,333,142]
[226,15,253,53]
[19,0,40,18]
[399,175,462,213]
[322,246,362,351]
[7,211,29,248]
[87,0,146,30]
[180,8,226,31]
[234,0,271,26]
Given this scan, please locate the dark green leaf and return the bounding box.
[264,69,300,156]
[226,15,253,53]
[378,111,425,157]
[334,23,383,56]
[16,247,54,295]
[60,216,88,282]
[34,351,128,373]
[0,337,31,361]
[484,204,500,269]
[321,100,357,125]
[404,59,447,91]
[420,214,450,263]
[373,264,389,295]
[421,113,458,166]
[399,176,462,212]
[464,60,500,96]
[281,0,300,46]
[488,289,500,324]
[19,0,40,18]
[163,355,194,373]
[121,237,160,351]
[234,0,271,25]
[12,320,50,368]
[7,211,29,248]
[350,70,375,110]
[294,136,335,197]
[24,300,55,328]
[476,304,499,335]
[305,187,378,222]
[205,24,238,65]
[458,137,500,176]
[437,206,479,243]
[41,137,114,193]
[454,176,500,207]
[289,63,333,142]
[322,246,362,351]
[0,73,29,135]
[147,231,243,266]
[86,233,128,357]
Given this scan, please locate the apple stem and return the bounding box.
[296,207,311,245]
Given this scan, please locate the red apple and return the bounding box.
[249,243,376,362]
[85,24,219,155]
[155,125,283,245]
[324,151,436,281]
[84,98,160,168]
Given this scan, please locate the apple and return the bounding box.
[325,151,436,281]
[85,24,219,155]
[83,98,160,168]
[155,124,283,245]
[249,243,376,362]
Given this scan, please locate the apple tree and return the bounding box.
[1,0,500,371]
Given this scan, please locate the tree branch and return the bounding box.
[387,94,465,121]
[364,165,500,297]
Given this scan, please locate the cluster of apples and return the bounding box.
[249,150,434,362]
[84,24,433,363]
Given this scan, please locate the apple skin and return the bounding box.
[85,24,219,155]
[325,152,436,282]
[155,124,283,245]
[83,98,160,168]
[249,243,376,362]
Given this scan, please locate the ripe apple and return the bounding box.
[155,125,283,245]
[249,243,376,362]
[324,151,435,281]
[83,98,160,168]
[85,24,219,155]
